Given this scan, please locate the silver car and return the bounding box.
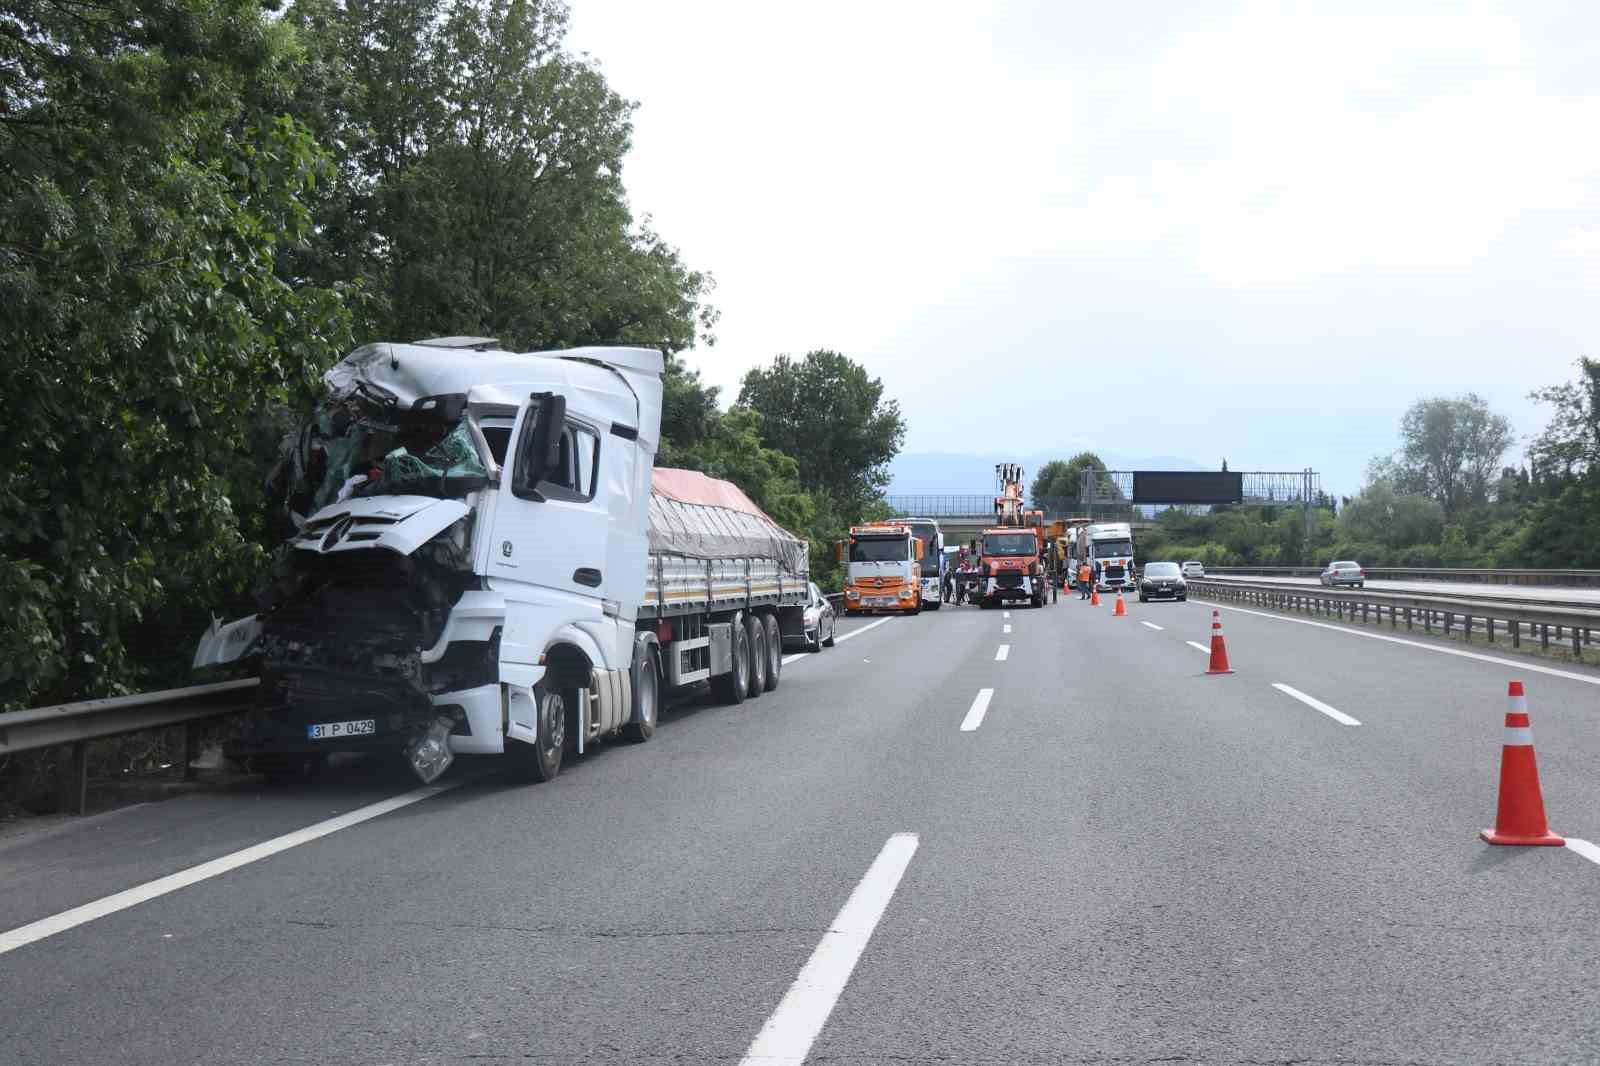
[1320,560,1366,588]
[1181,561,1205,578]
[789,581,837,652]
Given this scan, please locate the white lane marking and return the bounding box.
[1141,621,1164,631]
[960,689,995,732]
[1198,599,1600,688]
[995,644,1010,661]
[1566,838,1600,867]
[1272,682,1361,726]
[1002,624,1012,634]
[1003,611,1011,618]
[0,783,456,956]
[740,833,919,1066]
[782,616,896,665]
[1185,641,1209,653]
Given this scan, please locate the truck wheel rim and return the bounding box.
[543,692,565,755]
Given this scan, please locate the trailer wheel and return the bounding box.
[761,614,782,690]
[623,651,658,743]
[746,613,767,698]
[514,683,567,782]
[712,615,750,704]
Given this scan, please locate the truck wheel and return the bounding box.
[623,651,658,743]
[746,613,767,698]
[712,615,750,704]
[762,613,782,691]
[515,683,567,782]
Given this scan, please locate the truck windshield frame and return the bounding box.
[983,532,1037,557]
[1092,540,1134,558]
[850,537,910,563]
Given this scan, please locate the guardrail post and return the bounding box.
[1463,615,1473,642]
[183,722,200,783]
[1512,620,1520,648]
[1574,628,1583,661]
[1404,607,1412,630]
[1424,610,1432,634]
[59,741,89,815]
[1541,623,1550,650]
[1486,617,1494,644]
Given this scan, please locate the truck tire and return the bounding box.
[762,613,782,691]
[712,615,750,704]
[514,682,567,782]
[746,613,767,698]
[623,650,658,743]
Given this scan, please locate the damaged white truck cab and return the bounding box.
[196,338,810,783]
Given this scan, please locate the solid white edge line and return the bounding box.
[995,645,1010,661]
[1141,621,1164,631]
[0,782,458,956]
[739,833,919,1066]
[1002,624,1012,634]
[1565,838,1600,867]
[782,616,896,665]
[1185,641,1209,653]
[1271,682,1361,726]
[960,688,995,732]
[1195,598,1600,688]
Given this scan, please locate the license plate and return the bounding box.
[868,596,896,606]
[306,718,376,740]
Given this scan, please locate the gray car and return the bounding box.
[788,581,837,652]
[1319,560,1366,587]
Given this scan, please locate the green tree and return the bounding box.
[1030,452,1111,506]
[1377,393,1513,516]
[737,350,905,512]
[0,0,353,709]
[1528,357,1600,481]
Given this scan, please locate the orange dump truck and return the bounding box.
[838,522,924,615]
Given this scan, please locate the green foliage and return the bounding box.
[0,0,353,709]
[1031,452,1115,506]
[737,350,905,513]
[1376,393,1513,517]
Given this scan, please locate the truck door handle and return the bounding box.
[573,567,602,587]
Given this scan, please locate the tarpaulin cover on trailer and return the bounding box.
[648,468,809,574]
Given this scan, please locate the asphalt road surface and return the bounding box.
[1209,572,1600,606]
[5,596,1600,1065]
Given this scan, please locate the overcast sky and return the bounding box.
[566,1,1600,495]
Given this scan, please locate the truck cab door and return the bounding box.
[488,393,611,668]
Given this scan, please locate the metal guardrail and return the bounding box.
[0,678,259,814]
[1187,579,1600,661]
[1206,566,1600,587]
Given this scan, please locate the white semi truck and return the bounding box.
[193,339,810,784]
[1073,522,1136,591]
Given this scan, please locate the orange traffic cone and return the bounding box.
[1090,587,1101,607]
[1113,590,1127,617]
[1205,610,1233,675]
[1481,681,1563,846]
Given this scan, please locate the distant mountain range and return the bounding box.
[886,451,1210,496]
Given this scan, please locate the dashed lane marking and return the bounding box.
[1185,641,1209,653]
[960,689,995,732]
[995,645,1010,662]
[1271,682,1361,726]
[1141,621,1164,631]
[1566,839,1600,867]
[739,833,920,1066]
[1003,624,1012,634]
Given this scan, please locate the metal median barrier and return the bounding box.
[1207,566,1600,587]
[0,678,260,815]
[1187,579,1600,661]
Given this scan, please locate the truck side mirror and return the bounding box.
[834,541,846,563]
[514,392,566,498]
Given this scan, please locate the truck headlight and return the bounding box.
[846,589,860,601]
[899,587,914,598]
